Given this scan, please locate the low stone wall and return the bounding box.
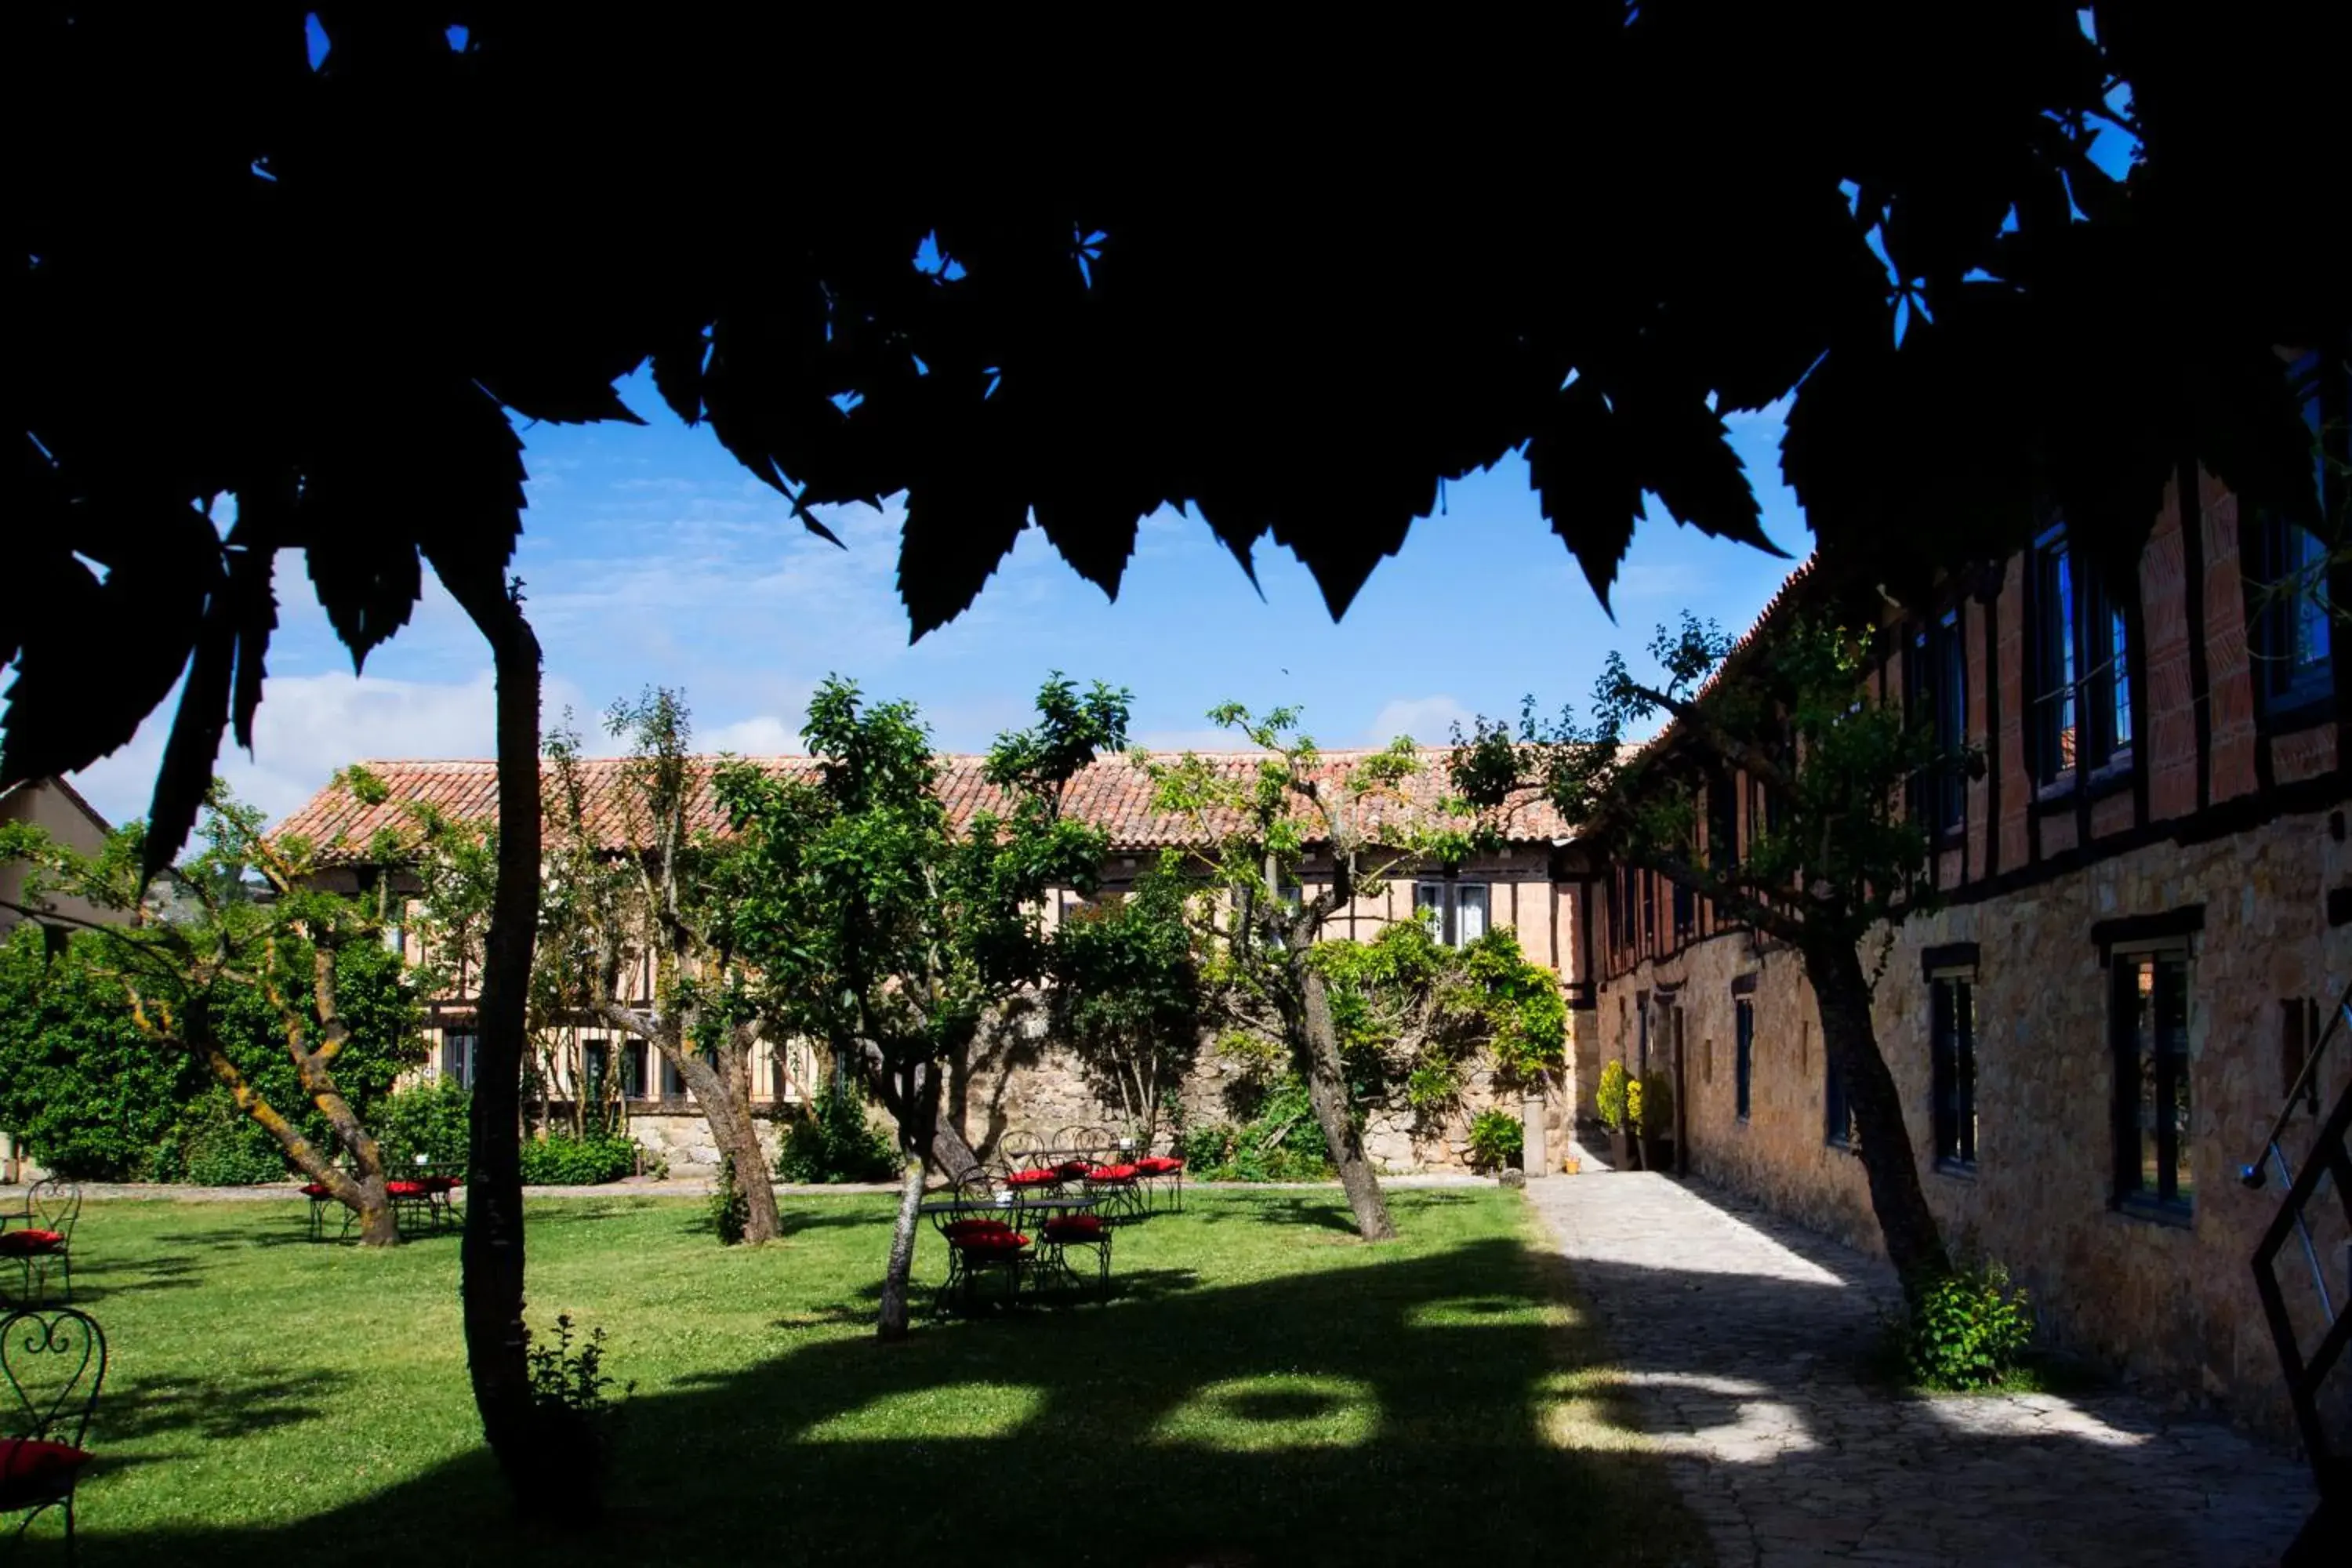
[947,1014,1577,1174]
[626,1109,792,1177]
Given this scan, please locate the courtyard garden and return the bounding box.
[34,1186,1706,1567]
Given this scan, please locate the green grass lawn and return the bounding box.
[31,1188,1708,1566]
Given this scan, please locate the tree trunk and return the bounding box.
[178,1019,400,1246]
[1807,937,1951,1308]
[930,1120,982,1183]
[662,1041,781,1245]
[447,575,548,1517]
[1299,964,1396,1242]
[877,1060,941,1341]
[877,1149,927,1341]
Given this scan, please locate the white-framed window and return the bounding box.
[1413,881,1490,948]
[440,1030,477,1090]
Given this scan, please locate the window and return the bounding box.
[2112,949,2193,1216]
[1635,991,1650,1077]
[1909,609,1968,834]
[1824,1051,1853,1148]
[1929,973,1976,1169]
[440,1030,477,1091]
[583,1037,611,1099]
[2248,360,2334,720]
[661,1052,688,1101]
[2033,526,2132,786]
[1617,867,1638,950]
[622,1040,648,1101]
[1640,872,1656,950]
[1708,773,1738,873]
[1733,998,1753,1122]
[1671,880,1694,943]
[1412,880,1490,947]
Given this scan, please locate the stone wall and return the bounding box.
[1596,806,2352,1436]
[946,1010,1577,1174]
[626,1109,793,1177]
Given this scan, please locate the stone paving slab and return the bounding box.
[1526,1167,2318,1568]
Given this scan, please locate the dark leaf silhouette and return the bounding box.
[5,5,2344,869]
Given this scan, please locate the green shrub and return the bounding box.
[775,1080,902,1184]
[1466,1109,1523,1171]
[709,1155,750,1245]
[1178,1074,1334,1181]
[375,1078,473,1168]
[1905,1262,2034,1389]
[175,1096,291,1185]
[1595,1060,1629,1132]
[519,1133,642,1185]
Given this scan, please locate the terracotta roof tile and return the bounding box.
[270,750,1574,864]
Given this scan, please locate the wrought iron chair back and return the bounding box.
[26,1185,78,1247]
[1000,1131,1048,1169]
[0,1309,103,1454]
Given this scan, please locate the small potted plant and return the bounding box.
[1596,1060,1640,1171]
[1637,1074,1675,1173]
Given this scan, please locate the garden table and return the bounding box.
[920,1193,1111,1304]
[387,1160,464,1232]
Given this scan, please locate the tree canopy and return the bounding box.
[12,7,2346,868]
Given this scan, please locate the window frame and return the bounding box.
[2110,942,2194,1221]
[2245,354,2337,725]
[1907,608,1969,839]
[1412,880,1491,948]
[1733,997,1754,1123]
[440,1029,477,1091]
[2031,523,2133,792]
[1928,969,1977,1172]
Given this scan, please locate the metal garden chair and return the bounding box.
[1069,1125,1144,1221]
[0,1185,78,1306]
[930,1177,1031,1315]
[0,1308,104,1565]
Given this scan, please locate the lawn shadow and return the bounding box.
[100,1367,358,1445]
[63,1214,1712,1568]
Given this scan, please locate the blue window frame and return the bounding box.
[2248,358,2335,721]
[2032,525,2132,786]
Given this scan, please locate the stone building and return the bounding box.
[273,750,1595,1177]
[1591,356,2352,1436]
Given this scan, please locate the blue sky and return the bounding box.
[71,371,1809,826]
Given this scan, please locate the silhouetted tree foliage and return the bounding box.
[9,7,2346,866]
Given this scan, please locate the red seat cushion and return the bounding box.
[1135,1157,1184,1174]
[299,1183,333,1200]
[0,1438,91,1498]
[419,1176,460,1192]
[1085,1163,1138,1182]
[0,1229,64,1256]
[1044,1216,1106,1241]
[385,1181,428,1198]
[1005,1168,1061,1187]
[1054,1160,1091,1178]
[942,1217,1014,1241]
[953,1231,1030,1254]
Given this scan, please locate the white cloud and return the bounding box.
[1367,695,1474,746]
[71,669,589,829]
[701,713,808,755]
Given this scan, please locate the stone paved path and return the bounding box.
[1526,1168,2318,1568]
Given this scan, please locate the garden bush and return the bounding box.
[1466,1109,1524,1171]
[374,1078,473,1168]
[519,1132,643,1185]
[1595,1060,1630,1132]
[172,1096,293,1185]
[1904,1262,2034,1388]
[775,1080,902,1184]
[1179,1074,1334,1181]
